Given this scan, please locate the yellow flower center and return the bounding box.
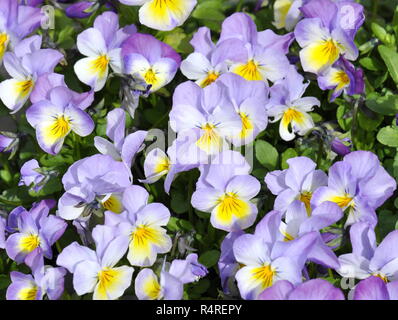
[0,33,9,59]
[239,112,254,139]
[144,68,158,85]
[373,273,388,283]
[196,123,222,154]
[299,191,312,215]
[91,54,109,76]
[16,79,34,97]
[234,60,263,81]
[144,276,162,300]
[49,115,71,139]
[19,234,41,253]
[215,192,250,224]
[101,194,123,214]
[155,157,170,174]
[201,71,219,87]
[282,108,304,127]
[332,70,350,90]
[18,287,38,300]
[97,268,119,297]
[251,264,276,290]
[330,194,353,208]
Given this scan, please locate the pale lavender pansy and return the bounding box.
[311,151,396,228]
[74,11,136,91]
[122,33,181,94]
[267,65,320,141]
[57,154,132,221]
[56,225,134,300]
[105,185,172,267]
[265,156,328,214]
[191,150,260,232]
[0,35,63,113]
[217,12,294,84]
[6,256,66,300]
[5,202,67,267]
[26,86,95,155]
[337,222,398,282]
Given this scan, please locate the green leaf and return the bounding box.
[255,140,279,170]
[365,92,398,116]
[281,148,298,169]
[359,57,383,71]
[198,250,220,268]
[377,126,398,147]
[192,0,225,21]
[336,103,352,131]
[378,45,398,84]
[171,191,189,214]
[357,109,383,132]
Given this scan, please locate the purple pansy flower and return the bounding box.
[74,11,136,91]
[5,202,67,267]
[105,185,172,267]
[180,27,229,87]
[57,225,134,300]
[0,0,43,64]
[57,154,132,221]
[216,12,294,84]
[7,256,66,300]
[294,0,364,74]
[169,81,241,164]
[311,151,396,227]
[318,57,365,101]
[338,222,398,282]
[26,86,95,155]
[0,35,63,113]
[191,150,261,232]
[122,33,181,93]
[265,156,328,214]
[267,66,320,141]
[259,279,345,300]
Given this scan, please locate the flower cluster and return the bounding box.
[1,0,398,301]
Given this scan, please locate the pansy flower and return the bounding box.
[191,150,260,232]
[337,222,398,283]
[317,57,364,101]
[7,256,66,300]
[56,225,134,300]
[140,139,198,194]
[265,156,327,214]
[74,11,136,91]
[119,0,197,31]
[105,185,172,267]
[267,66,320,141]
[121,33,181,93]
[180,27,229,87]
[294,0,364,74]
[169,81,241,164]
[5,203,67,266]
[218,73,268,146]
[217,12,294,84]
[0,35,63,113]
[0,0,43,64]
[58,154,132,221]
[311,151,396,227]
[273,0,306,31]
[26,86,95,155]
